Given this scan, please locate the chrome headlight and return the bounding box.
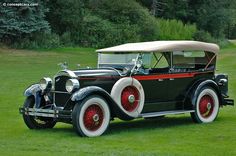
[66,79,80,93]
[39,77,52,90]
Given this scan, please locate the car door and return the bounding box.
[167,51,207,107]
[133,52,174,113]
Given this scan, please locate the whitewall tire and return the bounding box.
[111,77,145,118]
[72,95,110,137]
[191,87,219,123]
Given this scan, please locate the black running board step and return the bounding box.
[140,110,195,118]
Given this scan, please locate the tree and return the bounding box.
[0,0,50,43]
[46,0,84,43]
[188,0,233,38]
[88,0,160,42]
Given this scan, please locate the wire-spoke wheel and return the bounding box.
[121,86,140,112]
[72,95,110,137]
[22,96,56,129]
[191,87,219,123]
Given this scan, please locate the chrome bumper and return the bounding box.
[19,107,72,119]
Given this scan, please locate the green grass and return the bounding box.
[0,45,235,156]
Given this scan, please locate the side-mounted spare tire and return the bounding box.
[111,77,145,118]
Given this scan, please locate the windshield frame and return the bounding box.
[97,52,152,69]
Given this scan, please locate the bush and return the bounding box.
[193,30,232,47]
[87,0,160,43]
[80,13,141,48]
[193,30,216,43]
[13,32,60,49]
[60,32,72,46]
[158,18,197,40]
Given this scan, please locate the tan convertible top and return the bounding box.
[96,41,219,54]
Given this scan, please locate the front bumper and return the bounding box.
[19,107,72,119]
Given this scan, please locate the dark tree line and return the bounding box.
[0,0,235,48]
[138,0,236,39]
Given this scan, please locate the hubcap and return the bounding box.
[93,114,99,122]
[207,103,212,110]
[199,95,214,118]
[83,104,104,131]
[121,86,140,112]
[128,95,135,103]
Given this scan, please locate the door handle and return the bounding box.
[169,78,174,80]
[158,79,164,81]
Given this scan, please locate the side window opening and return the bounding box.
[172,51,214,72]
[149,52,170,73]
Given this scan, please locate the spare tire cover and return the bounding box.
[111,77,145,118]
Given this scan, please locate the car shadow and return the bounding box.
[107,116,194,135]
[34,116,195,137]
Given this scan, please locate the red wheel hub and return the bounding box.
[121,86,140,112]
[83,104,104,131]
[199,95,214,118]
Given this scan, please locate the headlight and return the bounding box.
[39,77,52,90]
[66,79,80,93]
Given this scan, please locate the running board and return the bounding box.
[140,110,195,118]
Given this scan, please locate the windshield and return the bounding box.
[98,53,152,68]
[98,53,138,65]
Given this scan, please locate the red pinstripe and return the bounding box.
[78,71,213,80]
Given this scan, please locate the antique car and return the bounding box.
[20,41,234,137]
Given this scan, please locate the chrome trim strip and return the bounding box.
[27,108,58,113]
[56,70,77,78]
[140,110,195,118]
[28,112,58,118]
[51,91,71,94]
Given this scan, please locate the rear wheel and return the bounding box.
[191,87,219,123]
[22,96,56,129]
[72,95,110,137]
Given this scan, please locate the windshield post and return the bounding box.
[130,53,142,76]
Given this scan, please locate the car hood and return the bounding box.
[73,68,120,77]
[55,68,121,80]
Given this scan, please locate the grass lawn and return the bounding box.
[0,45,235,156]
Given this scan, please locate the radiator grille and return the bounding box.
[54,76,71,107]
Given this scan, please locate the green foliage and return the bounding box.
[80,13,141,48]
[78,0,160,47]
[46,0,84,44]
[193,30,231,47]
[0,0,50,43]
[60,32,72,46]
[13,32,60,49]
[138,0,236,40]
[193,30,216,43]
[158,18,197,40]
[2,0,235,49]
[189,0,232,38]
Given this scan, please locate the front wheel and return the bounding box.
[22,96,56,129]
[191,87,219,123]
[72,95,110,137]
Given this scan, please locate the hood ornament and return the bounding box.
[58,62,68,70]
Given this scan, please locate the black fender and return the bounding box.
[184,79,223,109]
[71,86,133,121]
[24,84,42,108]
